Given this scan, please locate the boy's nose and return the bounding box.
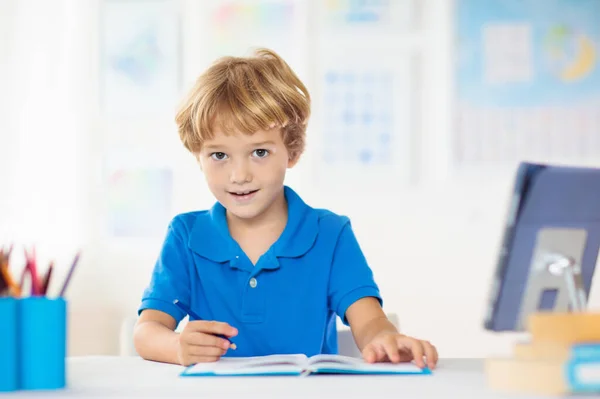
[229,162,252,184]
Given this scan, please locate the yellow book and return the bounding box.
[527,312,600,344]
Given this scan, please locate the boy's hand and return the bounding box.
[361,332,438,370]
[177,321,238,366]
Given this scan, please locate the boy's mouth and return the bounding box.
[228,189,259,201]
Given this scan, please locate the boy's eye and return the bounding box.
[210,152,228,160]
[252,149,269,158]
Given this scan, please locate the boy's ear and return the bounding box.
[287,152,301,168]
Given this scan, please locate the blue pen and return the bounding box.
[172,299,237,350]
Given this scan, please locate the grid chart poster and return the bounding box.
[314,51,414,188]
[456,0,600,170]
[322,69,395,166]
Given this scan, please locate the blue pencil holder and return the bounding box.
[18,297,67,390]
[0,297,18,392]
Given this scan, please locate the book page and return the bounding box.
[308,354,425,373]
[184,354,308,375]
[308,354,365,365]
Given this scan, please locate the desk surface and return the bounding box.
[1,356,585,399]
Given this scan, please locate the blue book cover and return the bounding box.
[566,356,600,393]
[572,343,600,360]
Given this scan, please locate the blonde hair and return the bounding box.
[175,48,310,160]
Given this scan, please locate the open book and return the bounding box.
[181,354,432,377]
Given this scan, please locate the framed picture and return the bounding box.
[99,0,181,119]
[102,149,173,239]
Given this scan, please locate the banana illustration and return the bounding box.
[561,35,596,82]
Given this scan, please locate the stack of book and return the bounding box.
[485,312,600,395]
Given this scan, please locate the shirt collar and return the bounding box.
[188,186,318,262]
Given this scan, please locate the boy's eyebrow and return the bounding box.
[203,144,226,150]
[250,140,276,147]
[203,140,276,150]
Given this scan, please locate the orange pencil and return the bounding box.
[1,245,22,296]
[0,258,21,297]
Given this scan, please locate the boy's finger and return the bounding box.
[362,345,378,363]
[186,344,227,357]
[375,345,387,362]
[192,320,238,337]
[186,332,231,349]
[401,338,425,368]
[381,338,401,363]
[422,341,438,369]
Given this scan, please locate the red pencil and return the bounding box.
[42,261,54,296]
[25,247,42,296]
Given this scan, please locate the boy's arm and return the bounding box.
[134,309,180,365]
[134,309,238,366]
[345,296,397,350]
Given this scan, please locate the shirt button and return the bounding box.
[249,277,257,288]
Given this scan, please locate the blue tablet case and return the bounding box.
[484,162,600,331]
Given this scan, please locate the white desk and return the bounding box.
[1,357,584,398]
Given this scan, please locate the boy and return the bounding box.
[134,48,438,369]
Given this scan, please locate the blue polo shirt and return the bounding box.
[138,186,381,357]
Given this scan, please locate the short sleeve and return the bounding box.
[328,221,382,326]
[138,218,192,323]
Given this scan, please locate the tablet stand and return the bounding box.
[543,253,587,312]
[517,227,588,329]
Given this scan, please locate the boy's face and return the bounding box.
[198,127,298,222]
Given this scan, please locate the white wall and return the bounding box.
[0,0,18,223]
[1,0,599,359]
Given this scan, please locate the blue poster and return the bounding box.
[456,0,600,167]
